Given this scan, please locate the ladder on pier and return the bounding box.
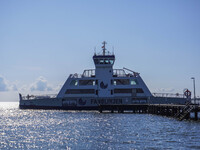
[174,102,195,121]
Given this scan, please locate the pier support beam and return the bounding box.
[194,110,198,120]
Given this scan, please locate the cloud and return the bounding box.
[30,76,53,91]
[0,76,8,91]
[18,76,60,94]
[0,76,18,92]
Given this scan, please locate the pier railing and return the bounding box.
[152,93,184,98]
[191,98,200,105]
[22,94,57,100]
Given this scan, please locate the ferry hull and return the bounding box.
[19,105,99,110]
[19,96,187,110]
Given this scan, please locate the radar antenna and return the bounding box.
[102,41,107,56]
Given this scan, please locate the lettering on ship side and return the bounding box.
[91,99,122,105]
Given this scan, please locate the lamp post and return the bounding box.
[191,77,196,104]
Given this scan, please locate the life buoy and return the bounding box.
[184,89,191,98]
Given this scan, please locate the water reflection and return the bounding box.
[0,102,200,149]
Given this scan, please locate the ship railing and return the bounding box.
[152,93,185,98]
[70,68,139,78]
[82,69,95,77]
[69,73,83,78]
[21,94,57,100]
[70,69,96,78]
[113,68,139,77]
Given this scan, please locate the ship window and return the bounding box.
[130,79,138,85]
[136,88,144,93]
[96,59,114,65]
[94,59,99,64]
[114,88,144,93]
[65,89,95,94]
[79,80,95,86]
[70,80,78,86]
[113,79,129,85]
[110,59,114,64]
[99,59,104,64]
[114,89,132,93]
[105,59,109,64]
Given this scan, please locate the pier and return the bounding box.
[99,103,200,121]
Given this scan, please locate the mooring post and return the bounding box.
[194,109,198,120]
[99,109,102,113]
[152,106,155,114]
[185,112,190,120]
[166,106,169,116]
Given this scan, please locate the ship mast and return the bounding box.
[102,41,107,56]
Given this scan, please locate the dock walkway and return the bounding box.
[99,104,200,121]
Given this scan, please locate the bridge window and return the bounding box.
[110,59,114,65]
[94,59,99,64]
[94,58,115,65]
[99,59,104,64]
[105,59,109,64]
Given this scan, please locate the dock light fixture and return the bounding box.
[191,77,196,103]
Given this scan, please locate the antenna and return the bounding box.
[102,41,107,56]
[94,46,96,55]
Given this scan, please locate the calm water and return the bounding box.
[0,102,200,150]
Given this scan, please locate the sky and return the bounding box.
[0,0,200,101]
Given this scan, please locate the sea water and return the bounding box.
[0,102,200,150]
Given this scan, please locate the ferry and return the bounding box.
[19,41,188,110]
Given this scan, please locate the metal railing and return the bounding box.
[69,73,83,78]
[83,69,95,77]
[69,69,95,78]
[69,68,140,79]
[191,98,200,105]
[152,93,184,98]
[113,68,139,77]
[22,94,57,100]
